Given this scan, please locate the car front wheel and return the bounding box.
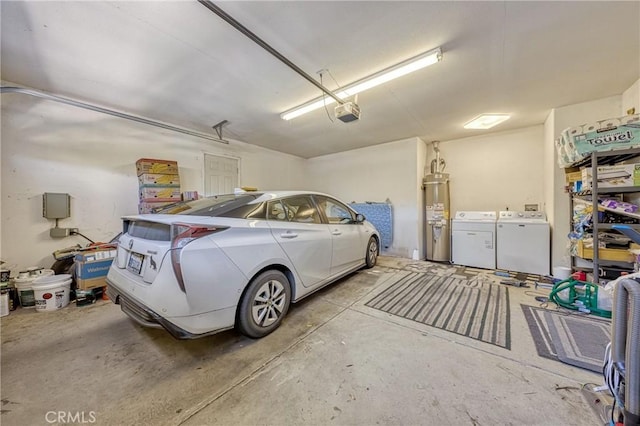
[237,270,291,338]
[365,236,378,268]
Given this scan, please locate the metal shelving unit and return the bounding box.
[570,147,640,283]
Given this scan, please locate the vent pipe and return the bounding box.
[430,141,446,174]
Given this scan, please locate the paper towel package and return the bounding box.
[572,122,640,156]
[556,114,640,168]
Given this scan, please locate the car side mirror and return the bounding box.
[355,213,365,223]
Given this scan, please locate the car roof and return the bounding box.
[249,190,337,202]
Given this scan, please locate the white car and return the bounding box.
[106,191,380,339]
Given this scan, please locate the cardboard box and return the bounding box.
[139,186,182,202]
[76,277,108,291]
[135,159,179,176]
[565,171,582,184]
[581,163,640,189]
[75,249,116,264]
[576,240,635,263]
[138,173,180,186]
[138,202,174,214]
[75,250,115,290]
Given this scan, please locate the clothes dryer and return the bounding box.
[496,211,550,275]
[451,211,497,269]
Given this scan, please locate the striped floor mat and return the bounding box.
[365,272,511,349]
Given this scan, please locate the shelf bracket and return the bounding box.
[212,120,229,141]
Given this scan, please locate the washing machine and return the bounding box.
[451,211,497,269]
[496,211,550,275]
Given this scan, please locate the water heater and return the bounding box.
[423,141,450,262]
[424,173,450,262]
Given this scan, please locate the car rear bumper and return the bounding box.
[106,280,225,340]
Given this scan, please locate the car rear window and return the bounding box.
[127,220,171,241]
[152,194,264,218]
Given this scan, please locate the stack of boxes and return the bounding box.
[136,158,181,213]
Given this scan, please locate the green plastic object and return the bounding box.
[549,278,612,319]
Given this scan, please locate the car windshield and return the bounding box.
[152,193,263,217]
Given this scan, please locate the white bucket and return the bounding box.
[31,269,54,278]
[14,269,55,308]
[553,266,572,281]
[32,274,72,312]
[14,276,36,308]
[0,290,9,317]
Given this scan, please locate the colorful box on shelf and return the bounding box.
[576,240,638,263]
[138,173,180,186]
[565,171,583,184]
[135,158,179,176]
[139,186,182,202]
[581,163,640,189]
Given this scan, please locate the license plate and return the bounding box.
[127,252,144,275]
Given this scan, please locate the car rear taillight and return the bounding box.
[170,223,225,292]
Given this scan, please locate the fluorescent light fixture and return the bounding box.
[463,114,511,130]
[281,47,442,120]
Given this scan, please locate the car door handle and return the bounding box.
[331,230,342,236]
[280,232,298,239]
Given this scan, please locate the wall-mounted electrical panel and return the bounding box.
[43,193,70,219]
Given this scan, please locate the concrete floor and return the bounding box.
[1,256,603,425]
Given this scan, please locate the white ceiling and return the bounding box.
[2,1,639,158]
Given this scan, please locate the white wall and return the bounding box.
[306,128,546,260]
[543,110,556,251]
[4,80,639,273]
[0,90,306,271]
[416,139,427,258]
[434,126,545,214]
[622,78,640,114]
[306,138,423,258]
[545,95,622,269]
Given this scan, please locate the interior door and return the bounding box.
[204,154,238,196]
[266,197,332,288]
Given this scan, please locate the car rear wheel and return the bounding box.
[237,270,291,338]
[365,236,378,268]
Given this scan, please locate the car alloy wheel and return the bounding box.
[237,270,291,338]
[365,237,378,268]
[252,279,287,327]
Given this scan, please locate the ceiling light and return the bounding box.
[464,114,511,130]
[281,47,442,120]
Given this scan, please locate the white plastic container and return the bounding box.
[553,266,572,281]
[30,269,54,278]
[597,286,613,311]
[32,274,72,312]
[14,276,36,308]
[0,290,9,317]
[14,269,54,308]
